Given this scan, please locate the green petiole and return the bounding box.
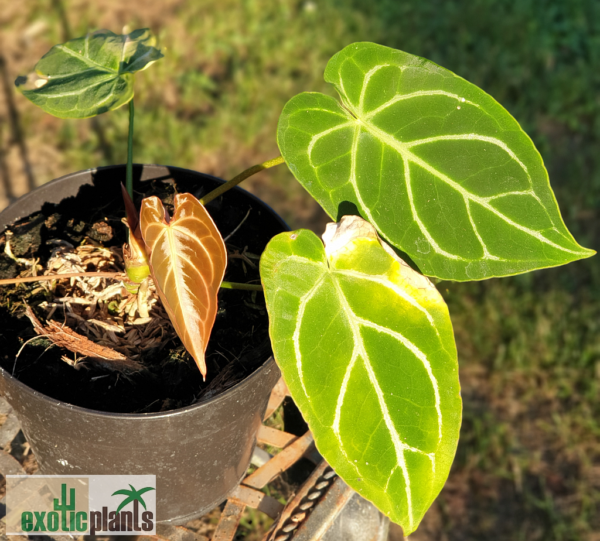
[200,156,285,206]
[126,99,135,199]
[220,281,263,291]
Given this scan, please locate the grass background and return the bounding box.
[0,0,599,539]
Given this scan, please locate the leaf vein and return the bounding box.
[358,64,391,115]
[360,120,585,257]
[293,274,327,399]
[56,43,115,73]
[354,315,443,444]
[364,90,480,120]
[334,269,440,336]
[331,278,417,531]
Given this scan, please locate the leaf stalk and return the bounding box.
[220,281,263,291]
[126,98,135,198]
[200,156,285,205]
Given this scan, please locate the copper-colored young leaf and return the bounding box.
[140,193,227,378]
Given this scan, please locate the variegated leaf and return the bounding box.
[15,29,163,119]
[140,193,227,378]
[260,215,461,533]
[277,42,594,281]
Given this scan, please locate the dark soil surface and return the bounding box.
[0,165,287,413]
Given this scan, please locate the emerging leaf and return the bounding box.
[120,183,150,291]
[140,194,227,378]
[277,42,594,281]
[260,215,461,534]
[15,28,163,119]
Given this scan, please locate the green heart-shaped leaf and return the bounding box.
[15,29,163,119]
[260,216,461,534]
[277,42,594,281]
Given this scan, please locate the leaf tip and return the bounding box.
[14,72,48,91]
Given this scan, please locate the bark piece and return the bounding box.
[25,306,142,372]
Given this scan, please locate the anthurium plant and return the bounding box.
[13,30,594,534]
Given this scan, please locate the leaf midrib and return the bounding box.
[329,271,416,531]
[55,37,155,77]
[290,250,448,530]
[56,43,116,74]
[326,93,585,259]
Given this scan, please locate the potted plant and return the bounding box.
[1,31,594,535]
[0,29,286,524]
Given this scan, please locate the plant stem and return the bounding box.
[126,98,135,199]
[0,272,125,286]
[220,281,263,291]
[200,156,285,205]
[0,273,262,291]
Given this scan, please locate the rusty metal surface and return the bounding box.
[230,484,284,519]
[244,431,313,490]
[263,460,331,541]
[264,460,389,541]
[291,476,355,541]
[257,424,297,449]
[212,499,246,541]
[263,378,289,421]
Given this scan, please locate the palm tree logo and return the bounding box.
[112,484,155,514]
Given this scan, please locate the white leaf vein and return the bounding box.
[332,279,422,532]
[303,67,587,263]
[354,315,443,444]
[334,269,440,336]
[33,76,115,99]
[126,49,157,73]
[360,114,580,257]
[364,89,480,120]
[56,44,115,72]
[293,273,327,399]
[289,251,445,529]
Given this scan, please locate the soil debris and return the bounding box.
[88,220,114,243]
[37,242,178,363]
[24,305,142,372]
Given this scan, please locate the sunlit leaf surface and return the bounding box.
[15,29,163,118]
[277,42,594,280]
[140,194,227,378]
[260,216,461,533]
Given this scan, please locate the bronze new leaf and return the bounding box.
[140,193,227,378]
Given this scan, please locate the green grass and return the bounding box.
[441,278,600,540]
[3,0,599,539]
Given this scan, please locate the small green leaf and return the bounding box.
[15,29,163,119]
[260,216,461,534]
[277,42,594,281]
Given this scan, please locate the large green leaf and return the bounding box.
[260,215,461,534]
[15,29,163,119]
[277,42,594,281]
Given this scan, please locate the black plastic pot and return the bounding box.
[0,164,285,524]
